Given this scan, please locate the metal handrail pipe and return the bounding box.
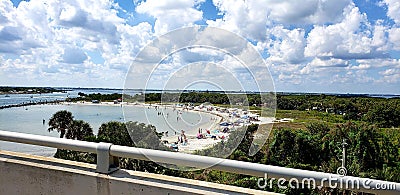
[0,130,98,153]
[110,145,400,195]
[1,130,400,194]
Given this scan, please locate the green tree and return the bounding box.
[125,121,165,150]
[48,110,74,138]
[65,120,94,140]
[98,121,134,146]
[364,100,400,128]
[49,111,95,162]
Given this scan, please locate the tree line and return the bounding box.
[0,86,62,94]
[69,92,122,102]
[122,92,276,107]
[123,92,400,128]
[277,94,400,128]
[72,91,400,129]
[49,92,400,194]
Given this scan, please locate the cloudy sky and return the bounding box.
[0,0,399,94]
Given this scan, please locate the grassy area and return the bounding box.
[275,109,346,128]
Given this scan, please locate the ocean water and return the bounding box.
[0,103,214,156]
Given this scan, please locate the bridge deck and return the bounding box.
[0,150,279,195]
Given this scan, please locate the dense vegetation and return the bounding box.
[0,86,63,94]
[277,94,400,128]
[68,92,123,102]
[123,92,276,107]
[49,93,400,194]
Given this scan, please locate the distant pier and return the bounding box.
[0,100,62,109]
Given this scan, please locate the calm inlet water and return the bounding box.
[0,103,214,156]
[0,93,73,107]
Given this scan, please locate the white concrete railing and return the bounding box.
[0,130,399,195]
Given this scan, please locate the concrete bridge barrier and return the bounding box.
[0,151,277,195]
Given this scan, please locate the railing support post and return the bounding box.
[96,142,119,174]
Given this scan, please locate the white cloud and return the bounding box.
[103,22,153,70]
[304,4,390,60]
[0,0,154,87]
[206,0,399,91]
[349,63,371,70]
[264,26,306,64]
[381,0,400,24]
[265,0,351,24]
[207,0,269,41]
[388,27,400,50]
[298,58,348,76]
[380,68,399,76]
[348,58,400,84]
[309,58,349,67]
[371,22,390,51]
[0,0,399,93]
[0,0,49,54]
[378,68,400,83]
[136,0,204,35]
[355,58,400,68]
[207,0,351,42]
[61,47,88,64]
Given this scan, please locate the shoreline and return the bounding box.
[57,101,284,153]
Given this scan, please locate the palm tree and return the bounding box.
[66,120,93,140]
[48,110,74,138]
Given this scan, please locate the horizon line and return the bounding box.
[1,85,399,96]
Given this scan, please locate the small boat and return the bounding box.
[5,94,10,97]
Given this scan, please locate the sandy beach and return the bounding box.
[61,101,286,154]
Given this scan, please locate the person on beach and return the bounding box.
[180,131,187,145]
[197,133,204,139]
[180,130,186,145]
[183,134,188,145]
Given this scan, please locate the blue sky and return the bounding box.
[0,0,399,94]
